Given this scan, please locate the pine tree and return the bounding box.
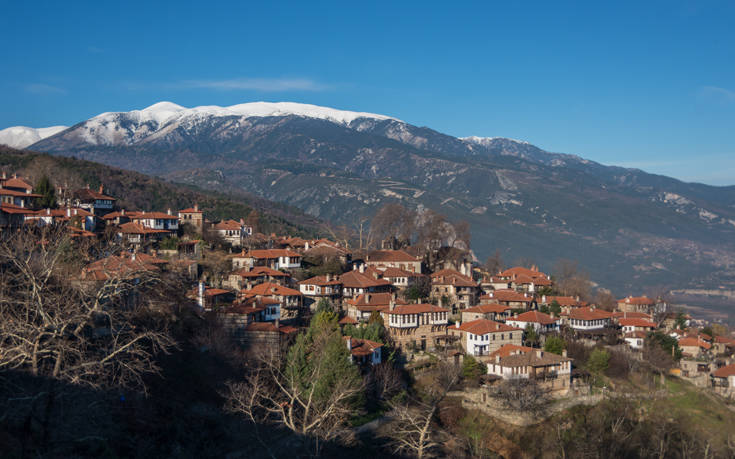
[34,175,57,209]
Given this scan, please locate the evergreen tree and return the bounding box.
[34,175,57,208]
[544,336,565,355]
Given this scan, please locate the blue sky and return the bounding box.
[1,0,734,185]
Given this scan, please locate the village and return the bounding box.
[3,169,734,406]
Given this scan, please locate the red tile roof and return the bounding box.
[678,337,712,350]
[339,316,358,325]
[454,319,521,335]
[339,270,392,289]
[245,282,302,297]
[712,364,735,378]
[568,307,613,321]
[510,310,558,325]
[298,275,342,286]
[345,336,383,357]
[116,222,169,234]
[0,203,36,214]
[179,207,203,214]
[82,254,160,280]
[0,188,41,197]
[463,304,514,314]
[245,322,298,334]
[234,266,290,278]
[618,318,657,328]
[542,295,581,307]
[489,344,533,359]
[1,176,33,190]
[241,249,302,259]
[381,266,424,278]
[213,219,242,231]
[624,331,648,339]
[431,269,477,287]
[75,187,116,201]
[618,296,655,306]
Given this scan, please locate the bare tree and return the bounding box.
[0,225,178,392]
[552,259,591,300]
[489,378,549,415]
[387,360,460,458]
[225,313,363,452]
[484,250,504,275]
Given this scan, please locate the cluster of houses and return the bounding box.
[4,171,735,397]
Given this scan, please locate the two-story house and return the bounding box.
[566,307,613,330]
[73,185,116,216]
[178,204,204,234]
[461,304,514,323]
[365,249,422,273]
[236,249,302,271]
[506,310,560,334]
[382,303,448,351]
[485,345,572,394]
[449,319,522,355]
[0,174,40,208]
[430,269,478,311]
[128,210,179,234]
[298,274,343,308]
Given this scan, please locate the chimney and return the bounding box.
[1,171,5,179]
[536,349,544,358]
[551,311,555,319]
[275,318,280,329]
[542,295,547,304]
[359,264,365,273]
[495,355,500,364]
[46,208,51,215]
[98,185,103,194]
[121,208,125,216]
[66,208,70,217]
[86,183,90,189]
[194,203,198,212]
[240,218,244,226]
[12,173,17,179]
[562,349,567,358]
[74,209,78,216]
[197,281,205,308]
[167,208,172,215]
[456,321,460,329]
[389,298,395,311]
[353,264,357,271]
[131,252,137,261]
[346,337,352,351]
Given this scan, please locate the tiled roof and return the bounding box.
[513,273,552,286]
[498,266,550,281]
[128,211,178,220]
[431,269,477,287]
[624,331,648,339]
[1,177,33,190]
[116,222,169,234]
[82,254,159,280]
[346,293,407,308]
[481,289,533,303]
[488,344,533,359]
[618,318,657,328]
[339,316,358,325]
[367,250,419,263]
[179,207,203,213]
[678,337,712,350]
[389,303,448,315]
[454,319,521,335]
[496,349,571,367]
[510,310,558,325]
[0,188,41,197]
[345,336,383,357]
[381,266,424,278]
[75,187,116,201]
[213,219,242,231]
[714,336,735,344]
[245,282,302,297]
[241,249,302,259]
[339,270,392,289]
[618,296,655,305]
[298,275,342,286]
[568,307,613,321]
[712,364,735,378]
[234,266,290,278]
[0,203,33,214]
[245,322,298,334]
[463,304,514,314]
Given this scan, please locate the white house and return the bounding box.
[506,310,560,334]
[345,336,383,366]
[566,307,613,330]
[448,319,522,356]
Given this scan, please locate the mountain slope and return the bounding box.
[0,125,68,149]
[26,101,735,295]
[0,145,327,238]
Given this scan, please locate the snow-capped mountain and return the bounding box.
[58,101,396,147]
[0,125,67,149]
[16,100,735,295]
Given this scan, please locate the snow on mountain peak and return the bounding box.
[0,125,68,149]
[461,136,530,146]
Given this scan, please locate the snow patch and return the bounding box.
[0,125,68,148]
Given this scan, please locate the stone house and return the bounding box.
[449,319,523,356]
[381,303,449,351]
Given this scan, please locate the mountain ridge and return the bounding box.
[16,101,735,297]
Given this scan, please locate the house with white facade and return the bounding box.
[345,336,382,366]
[485,344,572,394]
[566,307,613,330]
[449,319,522,356]
[506,310,560,334]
